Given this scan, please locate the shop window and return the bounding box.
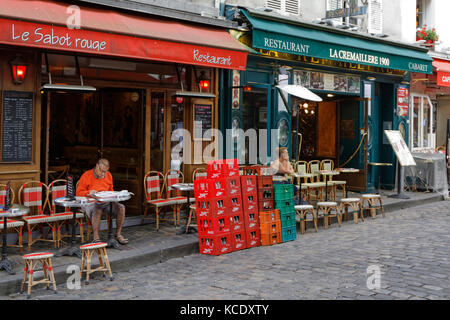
[410,94,435,150]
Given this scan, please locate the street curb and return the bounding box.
[0,239,199,297]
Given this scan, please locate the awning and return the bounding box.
[433,59,450,87]
[276,85,322,102]
[433,59,450,73]
[242,9,432,74]
[0,0,248,70]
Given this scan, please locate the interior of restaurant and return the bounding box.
[39,53,200,215]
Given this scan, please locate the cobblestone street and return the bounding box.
[5,200,450,300]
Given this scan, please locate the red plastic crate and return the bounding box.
[242,194,258,211]
[199,234,233,255]
[257,176,273,188]
[231,231,247,251]
[230,211,245,232]
[240,175,257,195]
[208,178,227,198]
[197,215,231,236]
[257,187,274,201]
[226,176,241,196]
[195,197,228,219]
[243,209,259,229]
[242,166,273,176]
[194,179,209,200]
[207,159,239,178]
[228,196,243,215]
[245,226,261,248]
[258,199,274,211]
[224,159,240,177]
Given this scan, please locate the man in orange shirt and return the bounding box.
[76,158,128,244]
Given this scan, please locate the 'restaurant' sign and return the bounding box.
[0,18,247,70]
[437,71,450,87]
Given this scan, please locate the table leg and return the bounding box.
[325,176,328,202]
[55,208,82,258]
[106,202,121,249]
[0,216,15,275]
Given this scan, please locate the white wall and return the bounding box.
[382,0,416,44]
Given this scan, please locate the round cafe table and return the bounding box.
[290,173,315,205]
[368,162,393,195]
[54,196,95,258]
[0,204,29,275]
[92,192,132,249]
[171,183,196,235]
[319,170,340,202]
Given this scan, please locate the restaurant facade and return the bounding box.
[0,0,248,216]
[221,6,433,193]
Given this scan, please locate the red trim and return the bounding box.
[80,242,107,248]
[23,252,52,258]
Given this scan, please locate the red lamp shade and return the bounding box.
[10,55,27,84]
[198,71,210,92]
[176,96,184,104]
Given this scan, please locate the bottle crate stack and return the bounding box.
[240,174,261,248]
[196,159,247,255]
[274,184,297,242]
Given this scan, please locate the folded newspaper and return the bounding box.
[93,190,134,201]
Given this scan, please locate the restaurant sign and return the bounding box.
[253,29,432,74]
[0,18,247,70]
[437,71,450,87]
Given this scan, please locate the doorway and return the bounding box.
[44,88,145,215]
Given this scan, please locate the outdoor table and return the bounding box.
[290,173,315,204]
[336,168,360,198]
[172,183,196,235]
[54,196,95,258]
[0,204,29,275]
[319,170,340,202]
[368,162,393,195]
[92,191,132,249]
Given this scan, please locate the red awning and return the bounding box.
[0,0,248,70]
[432,59,450,73]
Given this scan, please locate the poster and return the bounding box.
[310,72,324,89]
[384,130,416,166]
[396,87,409,117]
[232,70,240,110]
[294,70,311,88]
[323,73,334,91]
[334,75,348,92]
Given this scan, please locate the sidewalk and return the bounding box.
[0,190,445,296]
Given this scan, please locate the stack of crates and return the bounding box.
[274,184,297,242]
[240,175,261,248]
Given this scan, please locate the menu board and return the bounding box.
[384,130,416,166]
[2,91,33,162]
[193,104,212,140]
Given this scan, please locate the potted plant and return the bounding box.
[416,25,439,44]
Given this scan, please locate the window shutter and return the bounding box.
[266,0,300,15]
[327,0,343,11]
[367,0,382,34]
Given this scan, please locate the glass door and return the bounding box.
[410,94,435,150]
[150,92,166,173]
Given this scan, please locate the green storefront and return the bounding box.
[220,7,432,193]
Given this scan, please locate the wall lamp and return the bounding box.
[10,54,27,85]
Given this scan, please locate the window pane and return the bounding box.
[413,96,420,148]
[423,100,430,147]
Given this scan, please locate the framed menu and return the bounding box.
[2,91,33,162]
[193,103,213,140]
[384,130,416,166]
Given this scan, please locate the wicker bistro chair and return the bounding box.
[142,171,176,230]
[321,159,346,197]
[340,198,364,224]
[361,194,385,219]
[295,204,317,234]
[164,170,189,226]
[316,201,342,229]
[0,184,25,252]
[46,179,85,248]
[303,160,325,202]
[18,181,55,252]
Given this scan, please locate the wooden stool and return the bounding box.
[295,204,317,234]
[340,198,364,223]
[317,202,341,229]
[80,242,113,285]
[21,252,57,299]
[361,194,385,219]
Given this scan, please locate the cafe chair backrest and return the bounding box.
[192,168,207,181]
[0,184,15,206]
[19,181,48,216]
[296,161,308,175]
[308,160,321,182]
[144,171,165,201]
[47,179,69,214]
[321,159,334,171]
[165,170,184,198]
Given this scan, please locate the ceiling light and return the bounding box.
[327,93,334,97]
[367,76,376,81]
[303,103,308,108]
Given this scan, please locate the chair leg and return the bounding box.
[21,262,28,293]
[97,248,106,277]
[101,247,114,281]
[47,258,57,293]
[79,220,84,243]
[80,250,86,280]
[42,260,49,290]
[313,211,318,232]
[156,208,160,231]
[379,199,385,217]
[85,250,92,284]
[18,226,23,253]
[27,226,32,252]
[27,260,33,298]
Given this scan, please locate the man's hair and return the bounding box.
[97,158,110,169]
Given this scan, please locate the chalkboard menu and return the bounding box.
[2,91,33,162]
[193,104,212,140]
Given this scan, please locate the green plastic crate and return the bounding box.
[275,199,295,209]
[280,213,296,228]
[281,226,297,242]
